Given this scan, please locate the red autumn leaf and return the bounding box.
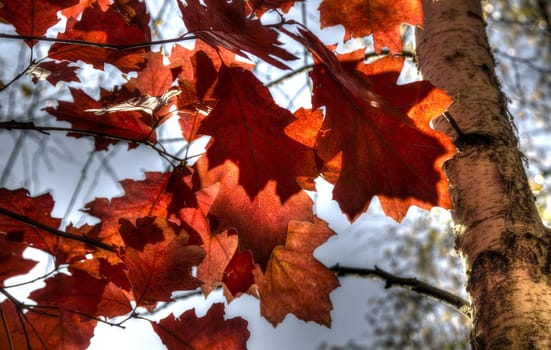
[62,0,112,19]
[0,188,94,265]
[173,47,220,142]
[153,303,249,350]
[48,1,151,72]
[197,230,238,296]
[30,267,108,316]
[318,0,423,53]
[245,0,301,16]
[195,158,315,270]
[126,50,180,98]
[178,0,297,70]
[46,87,156,151]
[28,60,81,86]
[0,300,97,350]
[0,0,78,47]
[292,28,453,221]
[118,216,205,309]
[84,171,194,247]
[285,107,324,149]
[0,237,37,284]
[223,249,255,298]
[198,65,318,202]
[254,218,339,326]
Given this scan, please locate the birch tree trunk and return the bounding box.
[416,0,551,348]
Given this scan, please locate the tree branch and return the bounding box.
[331,264,471,318]
[0,206,116,252]
[0,33,196,51]
[0,121,186,165]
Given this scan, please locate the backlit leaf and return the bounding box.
[153,303,249,350]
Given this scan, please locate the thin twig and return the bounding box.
[331,264,471,318]
[0,121,185,163]
[0,206,116,252]
[0,33,196,51]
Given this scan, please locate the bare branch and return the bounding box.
[331,264,471,318]
[0,206,116,252]
[0,33,196,51]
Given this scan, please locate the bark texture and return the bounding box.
[416,0,551,348]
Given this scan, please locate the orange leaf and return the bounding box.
[118,217,204,309]
[291,29,454,221]
[318,0,423,53]
[254,218,339,326]
[195,159,315,270]
[153,303,249,350]
[197,230,238,296]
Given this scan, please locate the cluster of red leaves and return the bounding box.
[0,0,453,349]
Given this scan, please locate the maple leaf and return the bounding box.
[0,237,37,284]
[245,0,302,16]
[290,28,454,221]
[222,249,255,298]
[118,216,205,309]
[30,267,108,316]
[84,169,208,248]
[0,188,94,265]
[318,0,423,53]
[2,267,110,349]
[178,0,297,69]
[194,158,315,270]
[197,230,238,296]
[48,1,151,72]
[153,303,249,350]
[27,60,81,86]
[62,0,112,19]
[254,218,339,326]
[199,65,318,202]
[46,87,156,151]
[0,0,78,47]
[0,300,97,350]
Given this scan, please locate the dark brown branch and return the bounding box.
[331,264,471,318]
[0,33,196,51]
[0,206,116,252]
[0,121,185,164]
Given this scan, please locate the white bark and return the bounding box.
[416,0,551,348]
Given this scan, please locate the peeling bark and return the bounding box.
[416,0,551,348]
